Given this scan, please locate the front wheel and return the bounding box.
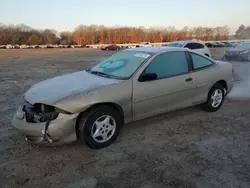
[77,106,122,149]
[201,83,225,112]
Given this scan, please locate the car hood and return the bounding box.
[24,70,121,105]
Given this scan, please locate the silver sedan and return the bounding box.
[223,42,250,61]
[12,47,234,149]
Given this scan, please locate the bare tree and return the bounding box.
[27,35,41,45]
[60,31,72,45]
[235,25,245,39]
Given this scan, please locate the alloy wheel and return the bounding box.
[91,115,116,143]
[211,89,223,108]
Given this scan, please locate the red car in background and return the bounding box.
[101,44,120,51]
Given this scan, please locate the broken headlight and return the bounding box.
[24,103,70,123]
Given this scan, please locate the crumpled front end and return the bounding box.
[11,99,79,145]
[223,50,250,61]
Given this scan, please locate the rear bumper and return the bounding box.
[12,107,79,145]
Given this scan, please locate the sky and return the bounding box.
[1,0,250,33]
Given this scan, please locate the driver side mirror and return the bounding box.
[138,72,158,82]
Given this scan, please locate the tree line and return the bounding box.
[235,24,250,39]
[0,23,246,45]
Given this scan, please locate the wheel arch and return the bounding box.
[207,80,228,98]
[202,80,227,112]
[215,80,228,91]
[75,102,125,136]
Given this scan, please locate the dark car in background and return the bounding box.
[205,42,215,48]
[223,43,250,61]
[14,45,21,49]
[221,42,233,47]
[212,42,224,47]
[101,44,120,51]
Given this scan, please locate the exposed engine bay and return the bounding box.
[23,102,60,123]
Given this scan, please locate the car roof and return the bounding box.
[172,40,192,43]
[172,40,204,45]
[124,47,186,54]
[173,40,190,43]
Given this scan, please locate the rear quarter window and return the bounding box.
[190,53,214,69]
[195,43,205,49]
[184,43,195,49]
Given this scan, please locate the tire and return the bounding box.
[77,105,122,149]
[201,83,225,112]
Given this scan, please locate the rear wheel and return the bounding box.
[77,106,122,149]
[202,83,225,112]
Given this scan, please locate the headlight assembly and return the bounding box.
[239,50,249,54]
[24,103,70,123]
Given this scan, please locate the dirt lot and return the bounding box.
[0,48,249,188]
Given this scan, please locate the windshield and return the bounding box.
[89,51,152,79]
[236,43,250,49]
[167,42,184,47]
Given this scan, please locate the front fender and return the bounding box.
[53,81,133,123]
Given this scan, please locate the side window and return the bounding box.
[195,43,205,49]
[144,52,188,79]
[191,53,213,69]
[184,43,195,49]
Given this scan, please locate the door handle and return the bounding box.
[185,78,193,82]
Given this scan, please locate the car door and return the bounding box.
[132,51,197,120]
[187,52,216,105]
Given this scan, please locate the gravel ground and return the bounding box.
[0,48,249,188]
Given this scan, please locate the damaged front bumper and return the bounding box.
[12,104,79,145]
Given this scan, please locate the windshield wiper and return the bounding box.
[88,70,113,78]
[87,70,126,80]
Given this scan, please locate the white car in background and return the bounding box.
[139,42,153,47]
[167,40,211,57]
[6,44,13,49]
[128,45,136,48]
